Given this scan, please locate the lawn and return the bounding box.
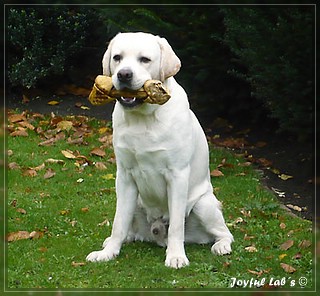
[5,110,314,293]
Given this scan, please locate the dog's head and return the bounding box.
[102,32,181,109]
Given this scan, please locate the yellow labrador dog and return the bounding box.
[86,32,233,268]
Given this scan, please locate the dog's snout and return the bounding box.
[117,68,133,82]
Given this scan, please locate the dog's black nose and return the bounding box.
[117,68,133,82]
[152,228,159,235]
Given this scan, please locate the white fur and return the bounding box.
[86,32,233,268]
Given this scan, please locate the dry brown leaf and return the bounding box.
[8,162,20,170]
[279,222,286,229]
[90,147,106,158]
[248,269,264,276]
[16,208,27,215]
[67,137,84,145]
[44,168,56,179]
[10,129,28,137]
[57,120,73,131]
[8,113,27,123]
[7,231,30,242]
[71,261,86,267]
[245,245,257,252]
[38,137,58,146]
[81,207,89,213]
[298,240,311,249]
[98,218,110,227]
[94,162,107,170]
[280,263,296,273]
[238,161,252,167]
[45,158,65,165]
[17,121,35,130]
[293,252,302,259]
[61,149,76,159]
[23,169,37,177]
[280,239,294,250]
[32,163,46,171]
[210,169,224,177]
[29,231,44,239]
[286,204,302,212]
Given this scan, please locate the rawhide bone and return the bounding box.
[88,75,170,106]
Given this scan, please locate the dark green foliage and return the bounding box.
[6,7,100,88]
[99,6,253,121]
[221,6,314,137]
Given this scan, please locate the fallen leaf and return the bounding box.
[16,208,27,215]
[244,234,255,240]
[80,106,90,110]
[8,113,27,123]
[10,129,28,137]
[280,239,294,250]
[77,178,84,183]
[59,210,70,215]
[22,94,30,104]
[71,261,86,267]
[101,174,115,180]
[293,252,302,259]
[7,231,30,242]
[238,162,252,167]
[39,247,48,252]
[47,100,60,105]
[210,169,224,177]
[8,162,20,170]
[298,240,311,249]
[38,137,58,146]
[90,147,106,158]
[98,218,110,227]
[57,120,73,131]
[17,121,35,130]
[95,162,107,170]
[61,149,76,159]
[247,269,264,276]
[279,222,286,229]
[256,157,273,167]
[81,207,89,213]
[280,263,296,273]
[245,246,257,252]
[23,169,37,177]
[286,204,302,212]
[45,158,65,165]
[279,174,293,181]
[271,187,286,198]
[32,163,46,171]
[279,253,287,260]
[44,168,56,179]
[29,231,44,239]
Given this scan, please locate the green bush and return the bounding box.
[6,7,100,88]
[221,6,314,138]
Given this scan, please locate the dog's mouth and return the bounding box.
[117,96,144,108]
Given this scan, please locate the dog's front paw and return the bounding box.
[211,238,232,255]
[165,254,189,269]
[86,248,120,262]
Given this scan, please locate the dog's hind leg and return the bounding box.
[189,193,233,255]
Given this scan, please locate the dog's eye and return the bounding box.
[113,55,122,62]
[140,57,151,63]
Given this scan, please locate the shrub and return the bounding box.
[221,6,315,138]
[6,7,100,88]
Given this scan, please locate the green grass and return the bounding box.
[6,111,314,292]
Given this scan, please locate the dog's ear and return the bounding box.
[157,37,181,81]
[102,34,118,76]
